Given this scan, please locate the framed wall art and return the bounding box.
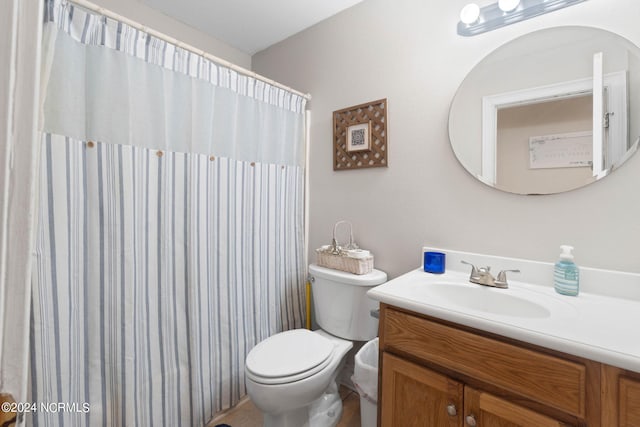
[333,98,387,170]
[346,122,371,152]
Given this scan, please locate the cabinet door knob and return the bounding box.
[465,414,477,426]
[446,404,457,416]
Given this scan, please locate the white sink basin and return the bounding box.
[425,283,551,318]
[369,269,576,322]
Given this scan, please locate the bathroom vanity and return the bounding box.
[378,304,640,426]
[368,249,640,426]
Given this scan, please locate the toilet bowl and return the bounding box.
[245,264,387,427]
[246,329,352,427]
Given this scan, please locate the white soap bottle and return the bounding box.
[554,245,579,296]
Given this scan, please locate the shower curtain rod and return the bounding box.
[68,0,312,101]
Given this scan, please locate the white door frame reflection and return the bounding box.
[480,69,628,186]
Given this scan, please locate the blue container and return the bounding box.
[424,251,446,274]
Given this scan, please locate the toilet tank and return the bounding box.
[309,263,387,341]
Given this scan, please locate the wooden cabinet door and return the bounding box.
[380,352,463,427]
[602,366,640,426]
[463,386,571,427]
[619,377,640,427]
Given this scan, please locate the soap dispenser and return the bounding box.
[554,245,579,296]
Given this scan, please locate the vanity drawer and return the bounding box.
[382,307,586,418]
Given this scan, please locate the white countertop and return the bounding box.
[367,248,640,372]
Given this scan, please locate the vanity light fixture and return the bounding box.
[460,3,481,25]
[457,0,587,36]
[498,0,520,12]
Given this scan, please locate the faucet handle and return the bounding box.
[461,260,483,280]
[460,260,478,272]
[495,269,520,288]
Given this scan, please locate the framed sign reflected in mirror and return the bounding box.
[448,26,640,195]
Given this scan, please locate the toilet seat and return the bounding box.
[246,329,335,385]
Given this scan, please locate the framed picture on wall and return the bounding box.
[346,122,371,152]
[333,99,387,170]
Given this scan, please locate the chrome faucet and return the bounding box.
[461,260,520,289]
[461,260,495,286]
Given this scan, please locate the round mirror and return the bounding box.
[449,26,640,195]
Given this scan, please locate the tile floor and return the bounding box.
[209,385,361,427]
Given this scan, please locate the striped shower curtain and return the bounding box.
[30,1,307,426]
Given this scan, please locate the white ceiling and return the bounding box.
[140,0,366,55]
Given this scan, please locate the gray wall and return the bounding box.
[253,0,640,278]
[91,0,251,68]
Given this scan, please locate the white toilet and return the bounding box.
[245,263,387,427]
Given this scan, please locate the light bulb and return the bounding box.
[460,3,480,25]
[498,0,520,12]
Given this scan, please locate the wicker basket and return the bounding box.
[315,220,374,275]
[316,249,374,275]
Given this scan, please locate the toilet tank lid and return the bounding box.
[309,264,387,286]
